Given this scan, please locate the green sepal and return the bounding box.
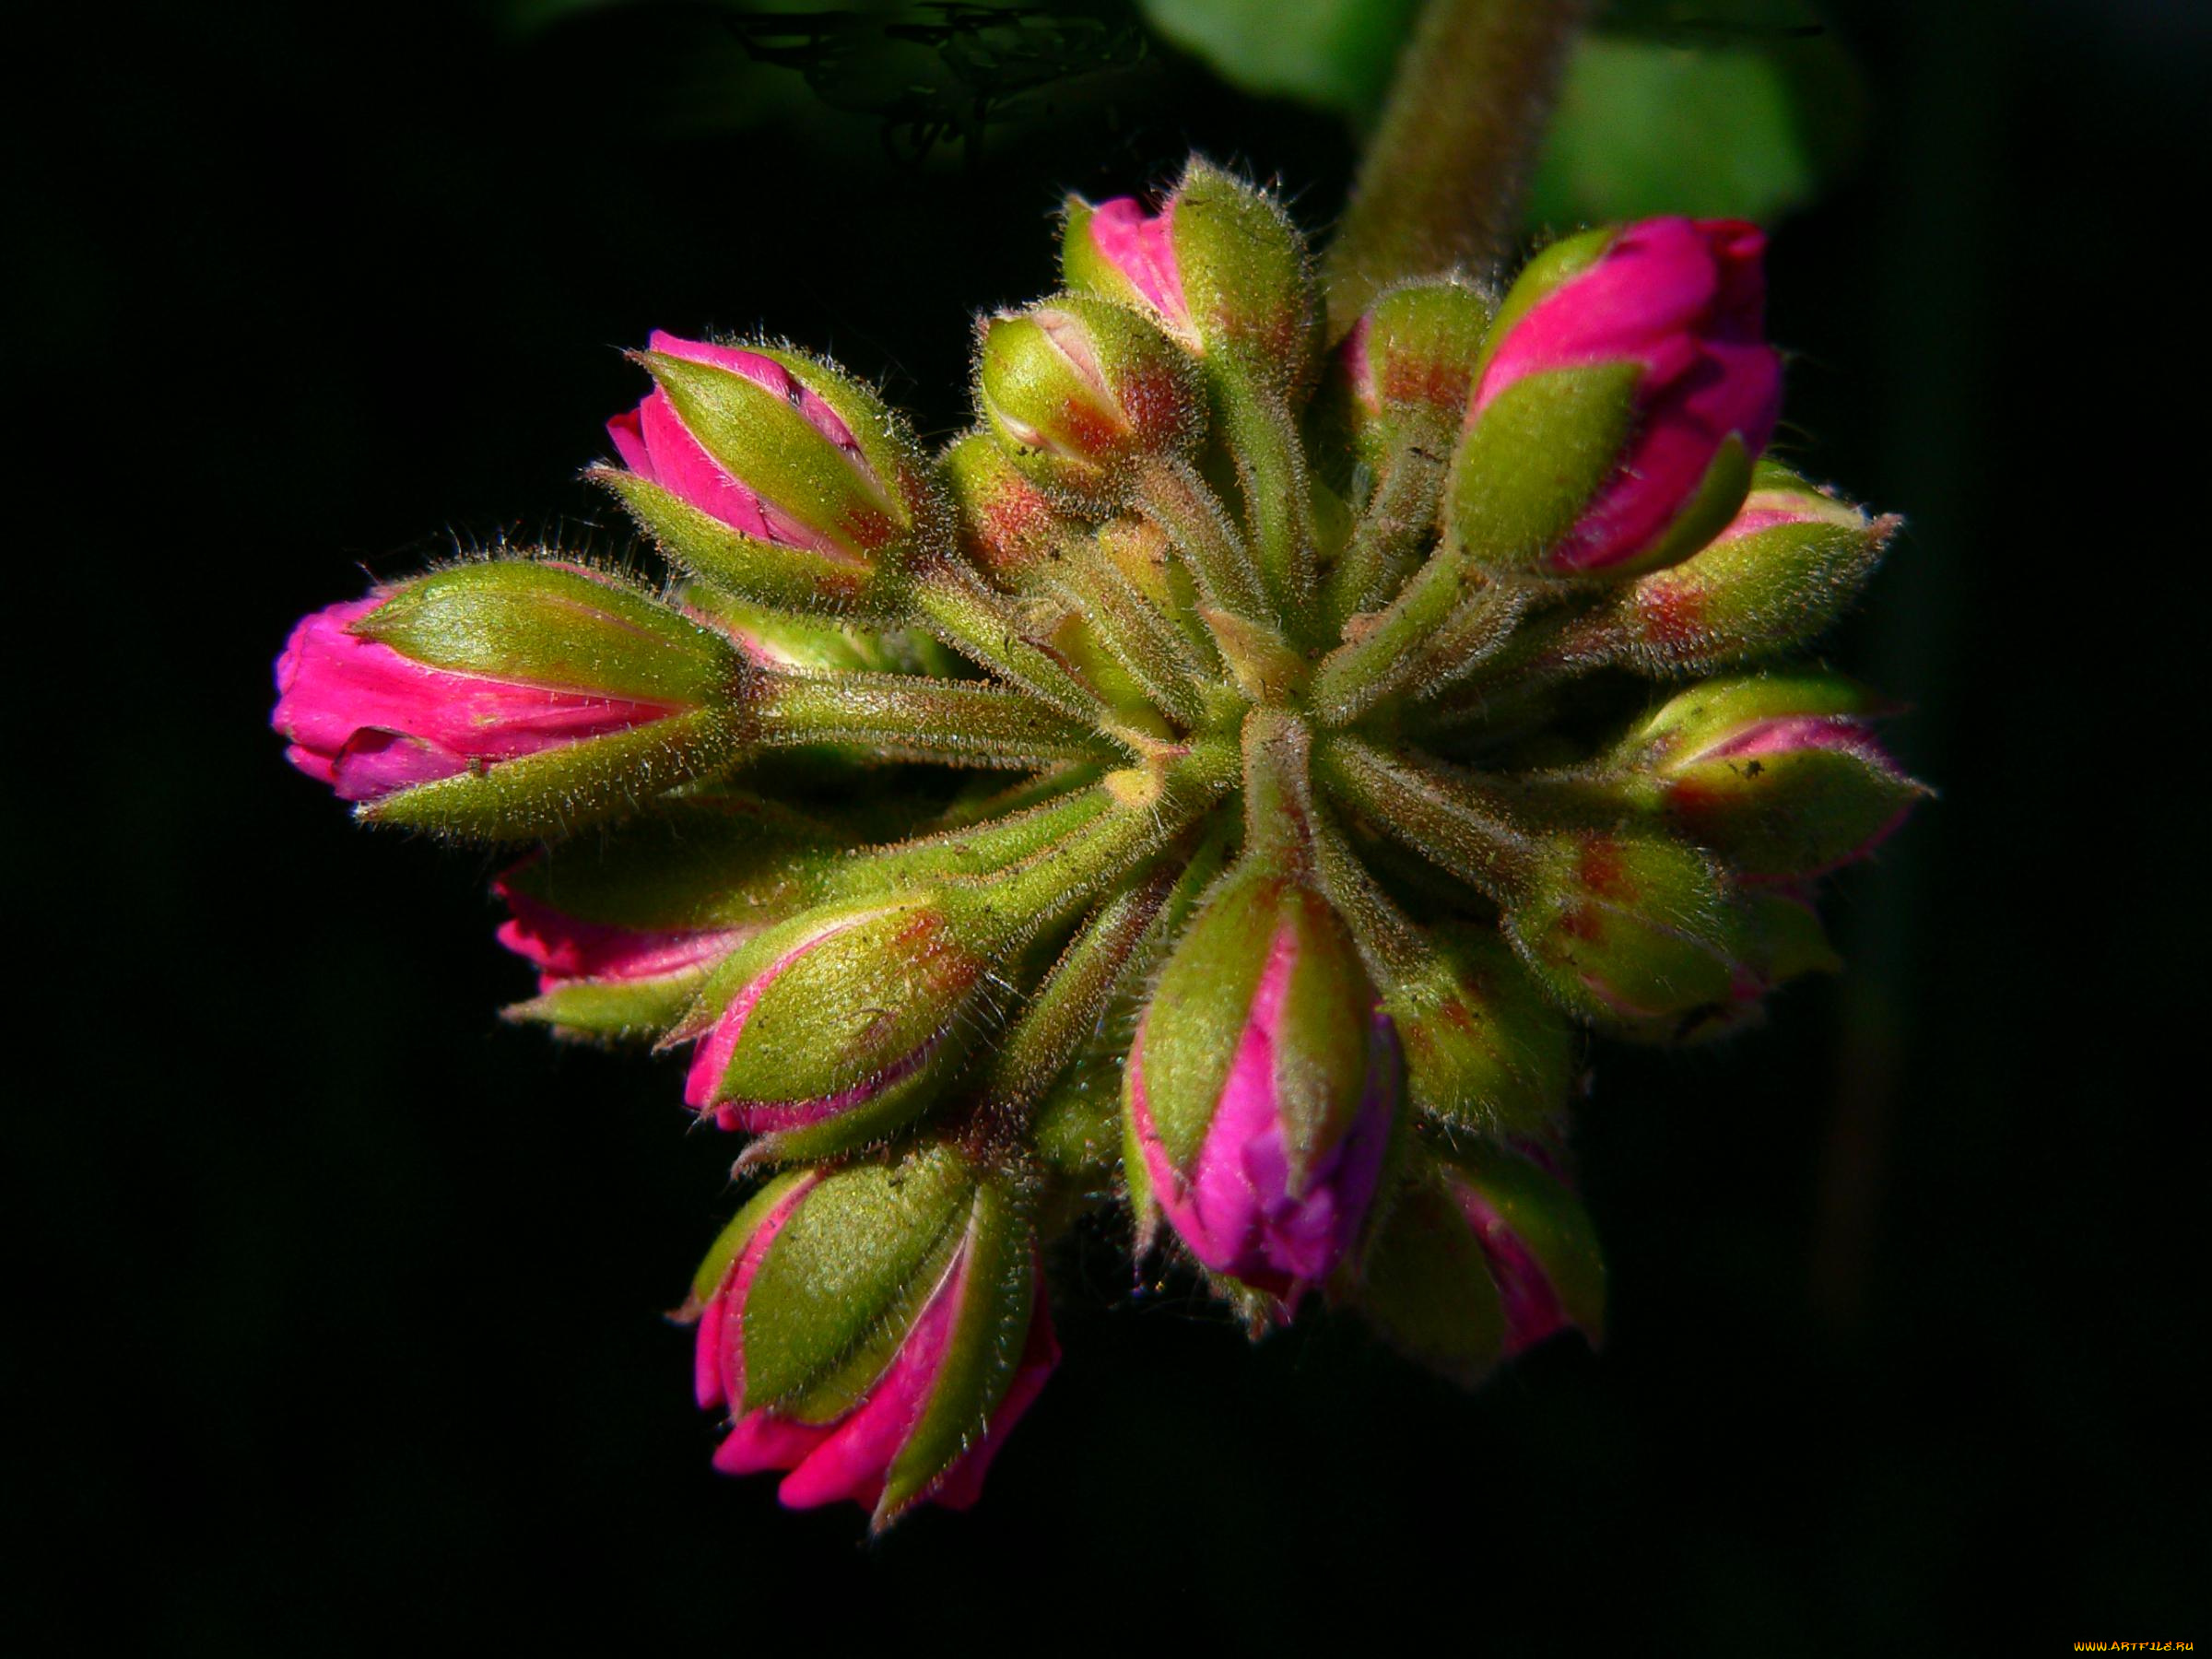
[1354,1167,1508,1386]
[359,705,751,841]
[1470,225,1619,385]
[358,559,738,706]
[1664,886,1841,1046]
[1383,923,1574,1135]
[739,1143,975,1416]
[683,894,985,1142]
[639,347,911,561]
[504,970,719,1045]
[689,1170,817,1308]
[1032,1048,1126,1182]
[1171,159,1320,390]
[1505,830,1742,1029]
[878,1174,1042,1524]
[682,583,949,676]
[593,466,889,618]
[1449,360,1643,571]
[501,794,835,932]
[1134,866,1376,1184]
[1447,1138,1607,1345]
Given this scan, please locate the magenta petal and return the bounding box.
[714,1413,841,1477]
[1087,196,1188,329]
[1456,1183,1571,1355]
[606,406,652,477]
[693,1294,728,1411]
[493,885,748,985]
[774,1255,968,1512]
[635,386,776,540]
[328,729,468,801]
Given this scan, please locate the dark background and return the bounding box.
[13,0,2206,1651]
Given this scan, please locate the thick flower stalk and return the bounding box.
[273,156,1920,1530]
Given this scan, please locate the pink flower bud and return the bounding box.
[681,896,984,1155]
[691,1170,1059,1523]
[1469,217,1783,574]
[606,332,872,554]
[493,876,752,994]
[1628,672,1926,880]
[1077,197,1190,334]
[273,595,684,805]
[1127,881,1399,1305]
[1447,1174,1578,1355]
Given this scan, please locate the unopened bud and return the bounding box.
[1063,159,1318,390]
[1506,830,1744,1031]
[1619,672,1926,879]
[1383,924,1574,1135]
[1451,218,1781,579]
[976,295,1204,502]
[940,429,1079,590]
[681,892,990,1160]
[1125,867,1399,1305]
[685,1145,1058,1530]
[597,333,946,615]
[1595,464,1898,674]
[1335,279,1496,472]
[271,560,748,837]
[1356,1142,1605,1382]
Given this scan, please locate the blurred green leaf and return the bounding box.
[1532,37,1805,225]
[1532,2,1860,226]
[1137,0,1422,117]
[1135,0,1855,224]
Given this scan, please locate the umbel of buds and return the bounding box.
[273,157,1921,1528]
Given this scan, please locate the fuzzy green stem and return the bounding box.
[752,670,1109,767]
[1240,706,1320,869]
[1313,732,1542,900]
[973,735,1241,928]
[1132,453,1270,623]
[1323,0,1591,337]
[1209,357,1316,626]
[980,855,1185,1117]
[911,568,1106,722]
[825,783,1116,900]
[1321,416,1453,632]
[1048,555,1208,729]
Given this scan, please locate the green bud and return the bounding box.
[1506,830,1745,1030]
[1594,464,1898,675]
[680,891,994,1160]
[976,295,1205,503]
[1354,1138,1605,1383]
[1382,923,1575,1135]
[1618,671,1927,879]
[941,429,1079,590]
[1061,159,1320,392]
[1339,278,1497,473]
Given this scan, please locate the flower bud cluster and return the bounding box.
[273,156,1919,1526]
